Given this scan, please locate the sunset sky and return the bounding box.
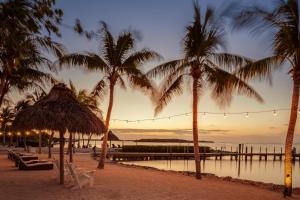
[18,0,300,143]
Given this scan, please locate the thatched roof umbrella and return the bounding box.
[12,83,106,184]
[101,131,120,147]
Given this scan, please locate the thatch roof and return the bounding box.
[12,83,106,134]
[101,130,120,141]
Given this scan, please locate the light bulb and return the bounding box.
[273,110,277,116]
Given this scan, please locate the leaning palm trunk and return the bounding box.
[284,77,300,196]
[98,83,115,169]
[0,76,7,108]
[192,79,201,179]
[48,132,54,158]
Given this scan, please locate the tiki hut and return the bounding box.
[101,130,120,147]
[12,83,106,184]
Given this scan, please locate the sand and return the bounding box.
[0,152,299,200]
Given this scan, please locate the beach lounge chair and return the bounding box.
[65,160,96,189]
[52,158,73,183]
[18,158,53,170]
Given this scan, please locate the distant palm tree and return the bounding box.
[0,106,15,145]
[68,80,101,115]
[67,80,102,158]
[147,3,262,179]
[59,22,161,168]
[232,0,300,196]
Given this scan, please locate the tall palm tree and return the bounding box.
[0,0,64,108]
[232,0,300,196]
[147,3,263,179]
[59,22,161,168]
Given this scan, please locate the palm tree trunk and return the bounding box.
[0,76,7,108]
[48,132,54,158]
[23,133,27,151]
[86,133,93,147]
[284,80,299,196]
[192,78,201,179]
[59,131,65,185]
[38,132,42,154]
[82,134,85,147]
[69,132,73,162]
[98,83,115,169]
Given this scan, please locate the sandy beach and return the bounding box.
[0,152,299,200]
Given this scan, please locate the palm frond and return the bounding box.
[155,75,184,115]
[58,53,109,72]
[205,65,263,107]
[100,21,116,66]
[122,49,161,69]
[211,53,252,72]
[237,55,285,83]
[91,79,107,100]
[146,59,184,78]
[115,32,134,63]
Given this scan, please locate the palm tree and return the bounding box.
[0,0,64,108]
[67,80,102,158]
[59,22,161,168]
[0,106,15,145]
[147,3,263,179]
[232,0,300,196]
[68,80,101,115]
[15,86,49,154]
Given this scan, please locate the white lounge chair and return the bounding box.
[65,160,96,189]
[52,157,73,183]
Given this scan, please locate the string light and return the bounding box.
[109,108,289,123]
[17,132,21,136]
[0,132,2,135]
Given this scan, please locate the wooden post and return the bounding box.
[265,147,268,161]
[59,130,65,185]
[273,147,276,161]
[38,132,42,154]
[259,147,262,161]
[250,146,253,161]
[215,147,218,160]
[238,144,241,162]
[230,147,233,161]
[280,147,283,161]
[245,146,248,161]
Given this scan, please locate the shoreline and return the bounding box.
[114,161,300,194]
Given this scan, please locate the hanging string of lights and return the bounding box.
[110,108,294,123]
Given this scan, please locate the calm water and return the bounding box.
[74,139,300,187]
[121,159,300,187]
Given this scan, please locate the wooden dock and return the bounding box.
[107,152,300,161]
